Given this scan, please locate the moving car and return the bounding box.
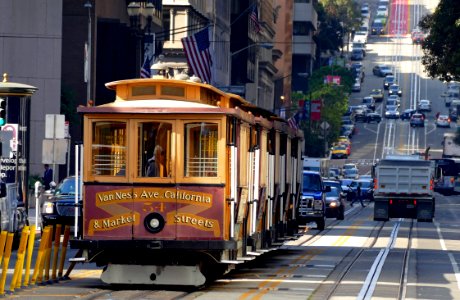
[366,112,382,123]
[435,115,451,128]
[373,65,392,77]
[387,95,401,106]
[385,105,400,119]
[343,168,359,179]
[348,179,374,201]
[362,96,376,110]
[323,185,346,220]
[351,48,365,61]
[418,99,432,112]
[376,5,389,17]
[331,145,349,159]
[411,28,425,44]
[299,171,331,230]
[41,175,82,232]
[410,113,425,127]
[383,75,395,89]
[370,89,384,102]
[400,109,416,120]
[371,19,385,35]
[388,84,402,97]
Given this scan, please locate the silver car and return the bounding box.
[418,99,432,112]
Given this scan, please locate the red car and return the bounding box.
[411,30,425,44]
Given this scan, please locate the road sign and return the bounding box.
[320,121,330,131]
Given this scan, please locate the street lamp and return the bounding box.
[231,42,273,106]
[127,1,156,75]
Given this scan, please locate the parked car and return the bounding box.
[388,84,402,97]
[366,112,382,123]
[418,99,432,112]
[352,79,362,92]
[373,65,392,77]
[370,89,384,102]
[400,109,416,120]
[435,114,451,128]
[323,184,346,220]
[383,75,396,90]
[41,175,82,233]
[410,113,425,127]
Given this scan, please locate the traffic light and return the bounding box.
[0,97,6,126]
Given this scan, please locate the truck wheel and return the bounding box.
[316,217,325,231]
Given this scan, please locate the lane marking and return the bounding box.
[434,221,460,291]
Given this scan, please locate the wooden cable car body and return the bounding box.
[70,75,304,286]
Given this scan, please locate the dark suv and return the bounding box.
[41,176,82,231]
[410,113,425,127]
[298,171,330,230]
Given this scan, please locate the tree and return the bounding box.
[317,0,362,49]
[298,66,352,156]
[419,0,460,82]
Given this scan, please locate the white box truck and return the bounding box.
[373,155,434,222]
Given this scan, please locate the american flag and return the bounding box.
[249,4,261,33]
[140,55,152,78]
[288,114,299,130]
[181,27,212,84]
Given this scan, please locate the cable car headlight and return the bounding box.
[144,213,165,233]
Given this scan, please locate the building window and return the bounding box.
[293,21,309,36]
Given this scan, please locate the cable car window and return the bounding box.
[132,86,156,96]
[161,86,185,97]
[137,121,172,178]
[184,122,218,177]
[91,121,127,176]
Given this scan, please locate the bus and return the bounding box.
[431,158,460,194]
[69,66,305,286]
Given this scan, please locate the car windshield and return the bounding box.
[326,187,339,197]
[54,177,77,196]
[387,105,397,111]
[350,180,372,188]
[303,173,321,192]
[325,181,340,189]
[345,169,358,175]
[341,179,353,186]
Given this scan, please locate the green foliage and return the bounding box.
[28,173,42,190]
[295,67,351,157]
[419,0,460,81]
